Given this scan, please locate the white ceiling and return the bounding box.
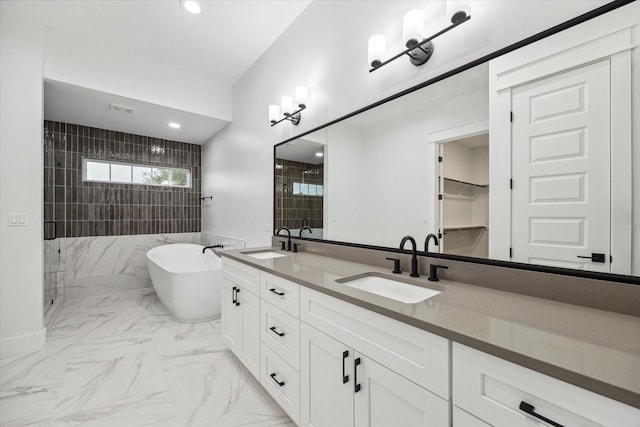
[24,0,311,85]
[44,80,230,144]
[276,139,325,165]
[16,0,312,144]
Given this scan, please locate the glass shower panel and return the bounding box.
[43,129,60,314]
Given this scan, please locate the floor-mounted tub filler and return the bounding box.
[147,243,222,322]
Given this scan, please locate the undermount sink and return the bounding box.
[337,273,441,304]
[243,250,288,260]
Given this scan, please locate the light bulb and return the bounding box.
[269,105,280,123]
[295,85,308,109]
[281,96,294,116]
[180,0,201,14]
[402,9,424,48]
[368,34,386,68]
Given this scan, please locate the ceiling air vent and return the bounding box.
[109,103,135,114]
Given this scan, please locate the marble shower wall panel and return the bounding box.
[62,233,201,299]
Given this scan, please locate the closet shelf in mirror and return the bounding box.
[443,177,488,188]
[443,225,487,233]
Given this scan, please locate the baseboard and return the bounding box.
[0,328,46,358]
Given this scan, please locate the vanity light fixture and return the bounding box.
[269,85,308,126]
[180,0,201,14]
[368,1,471,72]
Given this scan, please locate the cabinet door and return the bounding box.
[354,353,449,427]
[452,406,491,427]
[238,287,260,378]
[301,323,353,427]
[222,279,241,354]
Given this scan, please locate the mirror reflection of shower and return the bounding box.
[274,138,325,238]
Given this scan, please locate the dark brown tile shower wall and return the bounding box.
[43,120,201,237]
[275,158,323,230]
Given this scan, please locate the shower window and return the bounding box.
[83,159,192,188]
[293,182,324,196]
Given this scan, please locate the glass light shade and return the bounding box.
[295,85,309,108]
[368,34,386,67]
[447,0,471,24]
[281,96,294,116]
[269,104,280,123]
[402,9,424,48]
[181,0,201,14]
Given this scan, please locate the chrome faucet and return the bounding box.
[399,235,420,277]
[276,227,292,251]
[299,226,313,238]
[424,233,439,253]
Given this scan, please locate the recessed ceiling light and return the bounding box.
[315,152,324,157]
[169,122,181,129]
[180,0,201,14]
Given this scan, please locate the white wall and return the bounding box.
[44,29,231,120]
[0,8,46,355]
[0,1,233,353]
[202,0,611,248]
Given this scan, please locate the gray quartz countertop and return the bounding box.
[221,247,640,409]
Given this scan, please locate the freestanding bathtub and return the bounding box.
[147,243,222,322]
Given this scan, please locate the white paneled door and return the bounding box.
[511,60,611,272]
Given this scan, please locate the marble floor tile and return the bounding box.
[0,341,71,390]
[47,309,150,345]
[53,340,168,417]
[49,390,180,427]
[203,392,295,427]
[165,355,266,427]
[135,291,172,315]
[155,332,230,372]
[61,287,156,315]
[1,286,292,426]
[0,384,59,427]
[150,315,223,344]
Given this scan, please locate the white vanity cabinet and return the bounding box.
[221,258,261,378]
[301,322,448,427]
[221,256,639,427]
[300,287,450,427]
[259,272,302,425]
[452,343,640,427]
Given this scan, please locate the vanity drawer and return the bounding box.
[452,343,640,427]
[261,342,300,425]
[260,271,300,318]
[261,300,300,370]
[222,258,260,295]
[300,287,449,399]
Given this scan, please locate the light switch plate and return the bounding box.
[8,213,27,226]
